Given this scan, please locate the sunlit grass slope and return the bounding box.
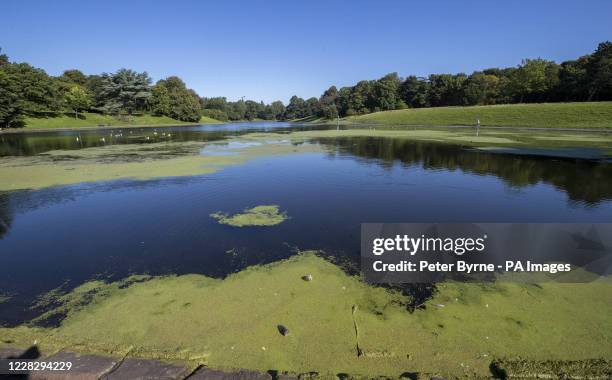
[348,102,612,129]
[22,112,222,129]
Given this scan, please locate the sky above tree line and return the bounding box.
[2,0,611,103]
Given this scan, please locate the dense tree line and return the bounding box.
[200,97,286,122]
[0,48,286,128]
[279,41,612,120]
[1,41,611,128]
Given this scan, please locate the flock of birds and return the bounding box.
[74,129,173,144]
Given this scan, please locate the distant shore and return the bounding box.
[296,102,612,131]
[0,122,208,134]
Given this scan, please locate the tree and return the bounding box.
[372,73,401,111]
[508,59,558,102]
[305,97,320,117]
[319,86,339,118]
[64,85,92,119]
[350,81,374,113]
[201,97,228,111]
[463,72,501,105]
[0,62,62,116]
[0,70,24,127]
[153,76,201,122]
[269,101,285,120]
[0,48,8,66]
[427,74,467,106]
[284,96,306,119]
[558,57,590,101]
[586,41,612,100]
[202,108,229,121]
[98,69,152,115]
[244,100,263,120]
[60,69,87,86]
[399,76,429,108]
[227,100,246,120]
[150,83,171,116]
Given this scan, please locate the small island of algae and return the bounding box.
[211,205,288,227]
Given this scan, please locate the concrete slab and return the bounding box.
[0,347,28,358]
[189,367,272,380]
[102,358,190,380]
[29,351,117,380]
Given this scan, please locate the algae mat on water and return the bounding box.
[1,128,611,191]
[241,128,612,150]
[0,140,323,191]
[1,253,610,378]
[211,205,288,227]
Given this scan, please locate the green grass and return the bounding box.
[346,102,612,129]
[1,253,610,378]
[21,112,222,130]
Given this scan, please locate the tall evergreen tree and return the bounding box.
[98,69,152,114]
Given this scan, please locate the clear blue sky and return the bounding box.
[2,0,611,103]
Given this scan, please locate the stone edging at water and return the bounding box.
[0,346,453,380]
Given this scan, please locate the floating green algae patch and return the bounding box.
[242,128,612,150]
[211,205,288,227]
[0,140,323,191]
[1,128,610,192]
[1,253,610,378]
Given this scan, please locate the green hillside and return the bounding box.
[21,112,222,130]
[347,102,612,129]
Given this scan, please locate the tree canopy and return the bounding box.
[1,41,611,128]
[151,76,201,122]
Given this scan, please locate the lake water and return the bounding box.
[1,122,611,326]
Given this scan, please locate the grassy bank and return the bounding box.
[1,253,610,378]
[20,112,222,130]
[343,102,612,129]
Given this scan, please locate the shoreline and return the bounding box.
[3,122,612,135]
[298,121,612,134]
[0,121,223,134]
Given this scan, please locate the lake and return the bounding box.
[1,122,611,326]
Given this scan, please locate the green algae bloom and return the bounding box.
[1,128,610,192]
[1,253,611,378]
[211,205,288,227]
[241,128,612,150]
[0,140,322,191]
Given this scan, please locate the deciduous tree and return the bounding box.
[64,85,92,119]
